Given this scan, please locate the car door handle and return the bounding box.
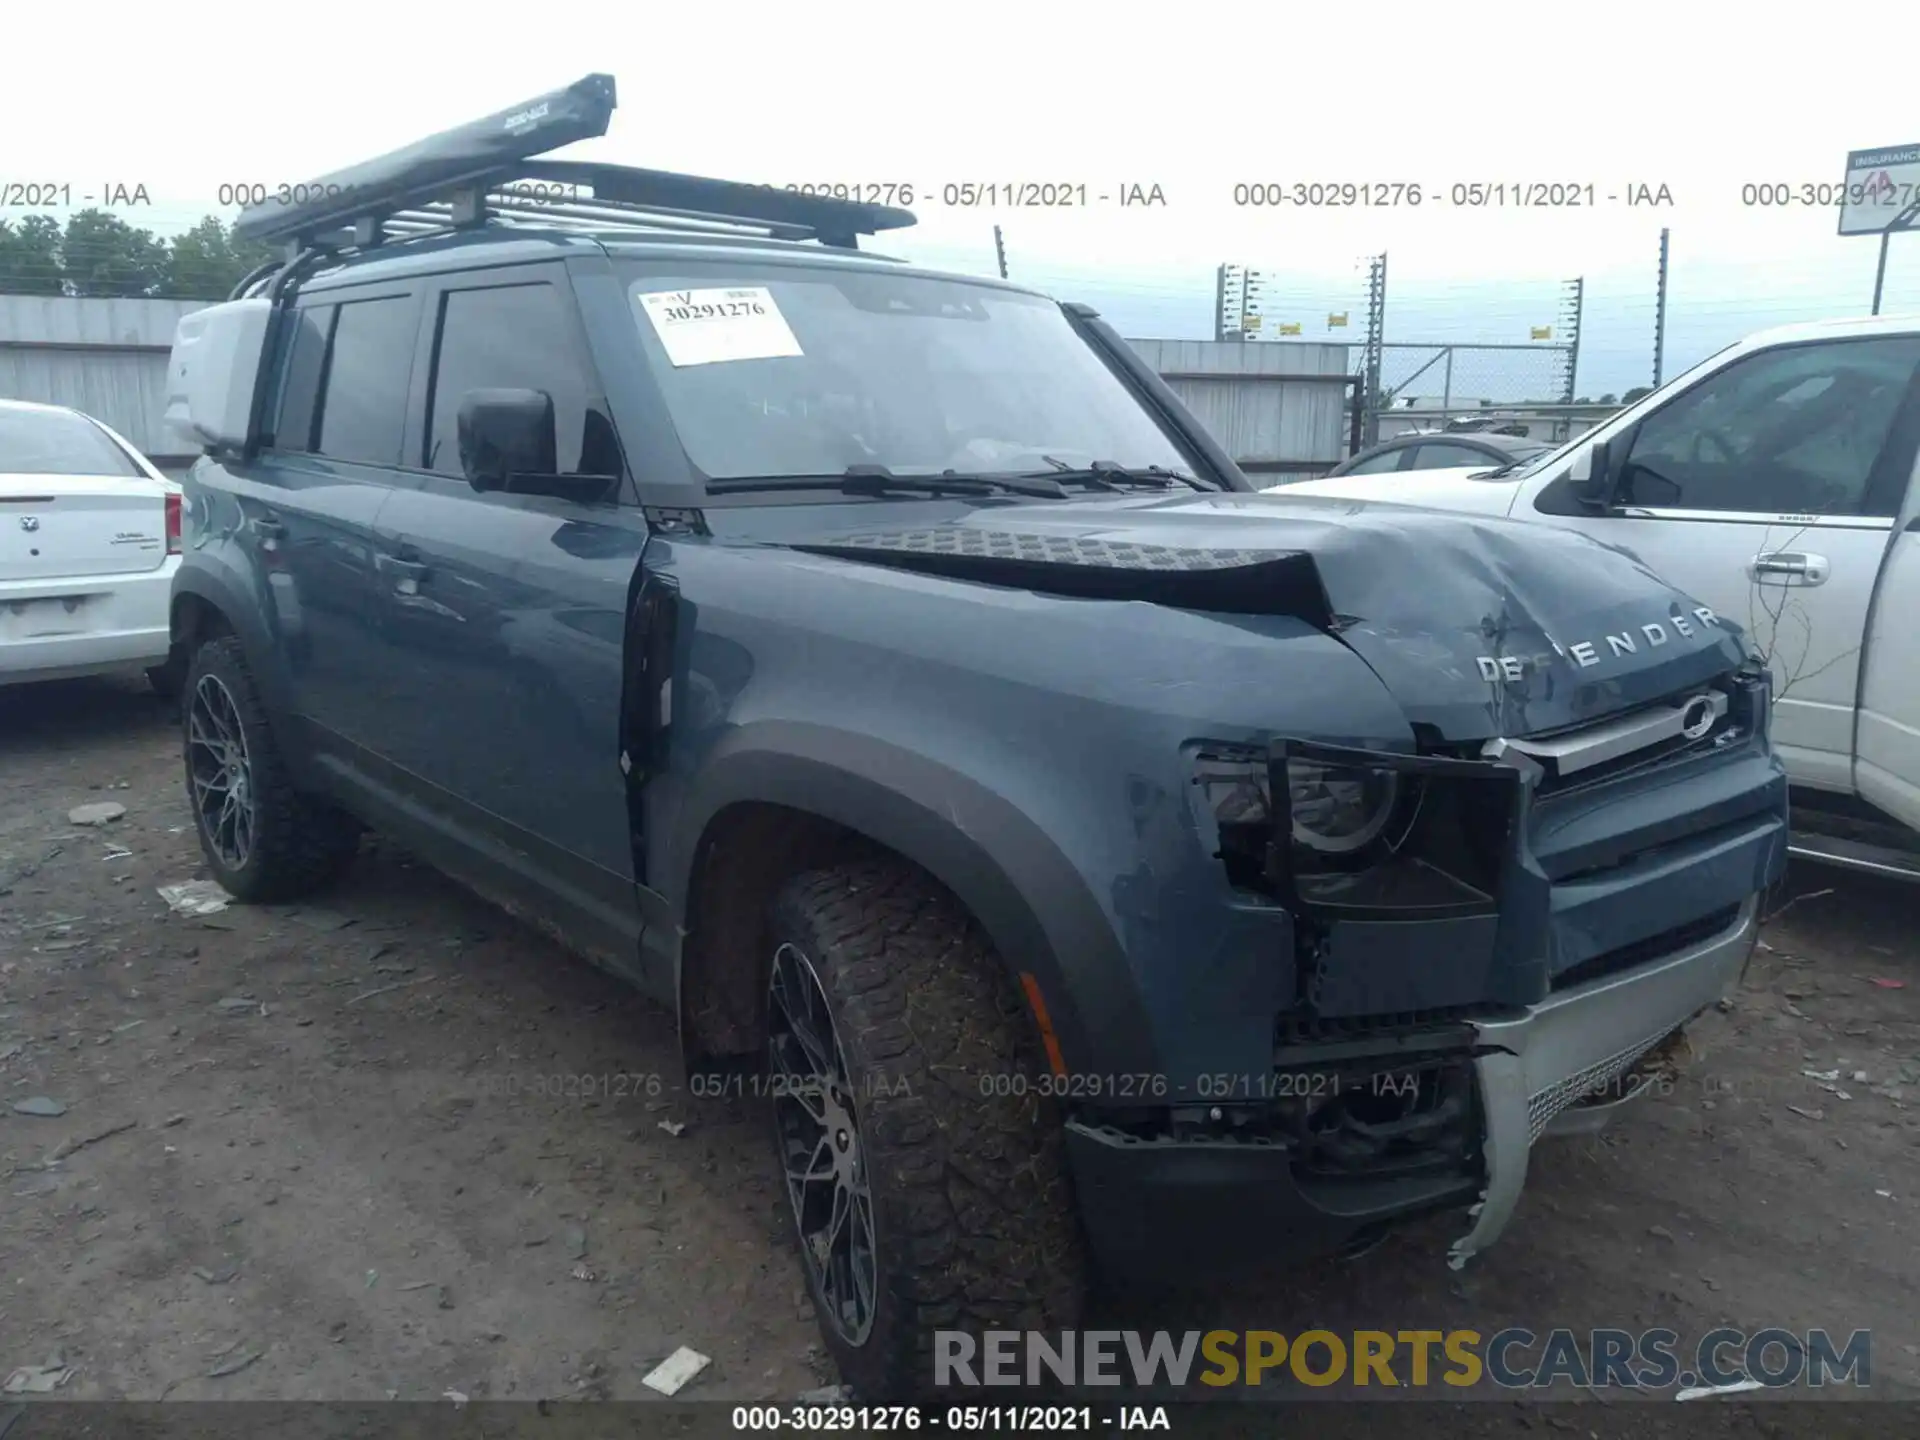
[247,516,287,542]
[376,552,430,591]
[1748,551,1829,585]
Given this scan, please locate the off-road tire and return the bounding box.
[183,635,360,902]
[768,859,1086,1402]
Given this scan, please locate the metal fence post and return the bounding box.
[1653,228,1670,388]
[1362,253,1387,444]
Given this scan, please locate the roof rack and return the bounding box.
[232,73,916,254]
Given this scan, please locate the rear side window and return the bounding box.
[423,281,619,477]
[0,407,143,476]
[1342,448,1405,475]
[1412,442,1501,469]
[273,304,334,452]
[314,296,417,466]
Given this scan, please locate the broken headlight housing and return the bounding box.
[1194,740,1525,919]
[1285,759,1402,854]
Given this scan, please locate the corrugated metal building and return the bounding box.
[0,298,1355,478]
[1122,338,1356,477]
[0,296,208,467]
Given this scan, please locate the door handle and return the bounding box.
[247,515,287,543]
[376,552,430,593]
[1748,550,1829,586]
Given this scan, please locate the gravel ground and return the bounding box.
[2,672,1916,1428]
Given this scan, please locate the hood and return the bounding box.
[788,489,1749,741]
[1275,466,1523,515]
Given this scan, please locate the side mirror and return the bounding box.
[457,388,556,493]
[1568,438,1615,508]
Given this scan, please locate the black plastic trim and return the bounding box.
[1062,306,1251,492]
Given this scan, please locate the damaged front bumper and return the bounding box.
[1065,677,1782,1281]
[1448,896,1756,1267]
[1062,898,1758,1282]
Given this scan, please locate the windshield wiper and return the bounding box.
[1476,455,1550,479]
[707,465,1069,499]
[1024,458,1211,491]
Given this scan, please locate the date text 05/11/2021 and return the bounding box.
[764,183,1166,208]
[758,180,1679,209]
[731,1404,1169,1431]
[461,1067,1672,1106]
[1229,181,1676,208]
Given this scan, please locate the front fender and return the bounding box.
[663,720,1156,1077]
[644,535,1420,1089]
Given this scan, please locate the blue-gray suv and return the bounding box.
[162,75,1789,1401]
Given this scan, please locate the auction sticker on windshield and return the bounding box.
[635,286,803,366]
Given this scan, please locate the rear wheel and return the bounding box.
[766,859,1085,1402]
[183,636,359,902]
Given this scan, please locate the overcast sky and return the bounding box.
[13,1,1917,394]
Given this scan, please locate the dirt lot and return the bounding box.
[3,672,1918,1419]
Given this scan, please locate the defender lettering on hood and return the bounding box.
[1476,606,1723,682]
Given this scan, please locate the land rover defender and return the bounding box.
[161,74,1790,1400]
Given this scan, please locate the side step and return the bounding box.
[1788,829,1920,882]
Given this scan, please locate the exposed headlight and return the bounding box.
[1195,756,1404,856]
[1192,740,1525,919]
[1286,760,1400,854]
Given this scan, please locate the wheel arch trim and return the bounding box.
[665,721,1156,1075]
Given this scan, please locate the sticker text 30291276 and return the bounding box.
[634,286,804,368]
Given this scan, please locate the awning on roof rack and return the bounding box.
[234,74,620,246]
[233,73,917,252]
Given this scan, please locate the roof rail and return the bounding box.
[232,74,917,253]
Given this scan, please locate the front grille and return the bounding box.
[1551,905,1741,992]
[1278,1009,1479,1046]
[1539,725,1739,797]
[1524,691,1748,799]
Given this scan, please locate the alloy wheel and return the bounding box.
[187,673,255,869]
[770,940,878,1346]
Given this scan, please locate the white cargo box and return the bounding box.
[162,298,273,452]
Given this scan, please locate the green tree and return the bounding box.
[1598,392,1618,405]
[0,215,65,294]
[60,209,168,296]
[162,215,276,300]
[1621,385,1654,403]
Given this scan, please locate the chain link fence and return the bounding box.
[1358,342,1587,444]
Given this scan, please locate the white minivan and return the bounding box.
[1280,315,1920,878]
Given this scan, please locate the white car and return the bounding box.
[1276,314,1920,878]
[0,398,183,693]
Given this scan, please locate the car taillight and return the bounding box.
[165,492,182,555]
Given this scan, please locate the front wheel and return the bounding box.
[766,859,1085,1402]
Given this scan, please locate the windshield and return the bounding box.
[621,262,1196,484]
[0,407,144,477]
